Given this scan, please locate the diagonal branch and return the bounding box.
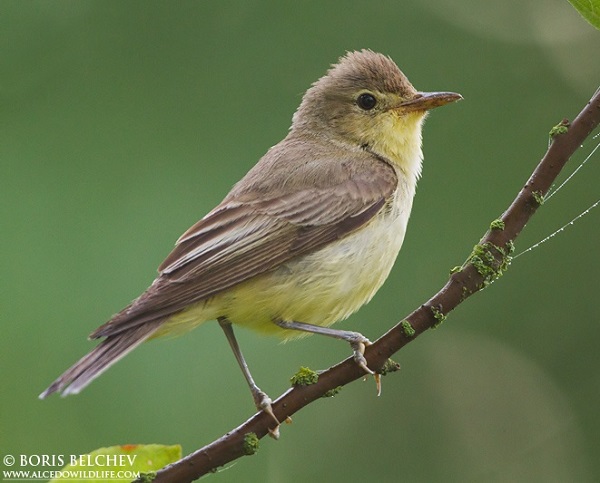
[142,88,600,483]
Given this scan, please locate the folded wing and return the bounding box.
[92,155,397,338]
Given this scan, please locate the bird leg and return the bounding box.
[217,317,281,438]
[274,319,381,395]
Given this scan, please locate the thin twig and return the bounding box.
[141,88,600,483]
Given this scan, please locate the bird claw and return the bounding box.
[252,388,281,439]
[373,373,382,396]
[350,337,381,395]
[268,425,281,440]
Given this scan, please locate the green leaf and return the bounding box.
[568,0,600,29]
[49,444,181,482]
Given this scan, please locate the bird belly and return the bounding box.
[158,192,410,340]
[218,195,409,338]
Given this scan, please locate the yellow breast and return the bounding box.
[199,182,412,340]
[157,119,424,341]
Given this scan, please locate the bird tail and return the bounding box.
[39,320,163,399]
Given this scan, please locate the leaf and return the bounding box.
[49,444,182,482]
[568,0,600,30]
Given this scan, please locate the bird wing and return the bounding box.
[91,154,397,338]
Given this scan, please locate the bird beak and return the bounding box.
[397,91,463,112]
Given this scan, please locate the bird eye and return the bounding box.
[356,93,377,110]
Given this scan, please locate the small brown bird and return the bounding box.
[40,50,461,435]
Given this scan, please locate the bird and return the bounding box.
[40,49,461,436]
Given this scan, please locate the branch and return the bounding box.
[142,88,600,483]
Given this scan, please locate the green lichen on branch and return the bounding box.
[138,473,156,483]
[290,366,319,387]
[380,358,401,375]
[532,190,545,206]
[242,432,260,455]
[431,306,446,329]
[467,240,514,288]
[549,119,569,138]
[490,218,505,231]
[506,240,515,255]
[322,386,343,398]
[400,319,416,337]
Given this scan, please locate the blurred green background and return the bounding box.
[2,1,599,482]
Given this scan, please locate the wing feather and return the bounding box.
[92,153,397,338]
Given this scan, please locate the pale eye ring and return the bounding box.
[356,93,377,110]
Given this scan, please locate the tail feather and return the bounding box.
[39,321,163,399]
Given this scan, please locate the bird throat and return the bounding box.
[371,111,426,184]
